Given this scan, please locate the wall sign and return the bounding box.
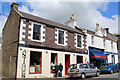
[21,50,27,78]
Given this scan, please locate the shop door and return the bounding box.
[65,54,70,75]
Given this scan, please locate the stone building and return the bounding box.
[85,24,118,68]
[2,2,118,79]
[2,3,88,78]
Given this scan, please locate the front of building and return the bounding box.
[2,2,118,79]
[86,23,118,68]
[2,3,88,78]
[16,17,88,78]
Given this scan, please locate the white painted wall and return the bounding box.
[86,32,118,64]
[17,47,88,78]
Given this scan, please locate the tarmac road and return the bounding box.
[1,73,120,80]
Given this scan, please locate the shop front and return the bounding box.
[89,47,107,68]
[17,47,88,78]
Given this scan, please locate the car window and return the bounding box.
[89,64,95,69]
[69,64,77,69]
[83,64,89,68]
[102,64,109,67]
[79,64,84,68]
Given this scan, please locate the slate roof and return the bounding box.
[19,11,85,35]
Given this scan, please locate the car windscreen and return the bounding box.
[69,64,77,69]
[101,64,109,67]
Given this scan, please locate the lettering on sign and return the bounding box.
[21,50,27,78]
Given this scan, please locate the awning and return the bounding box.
[91,53,107,60]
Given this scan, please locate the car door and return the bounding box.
[82,64,91,76]
[89,64,96,75]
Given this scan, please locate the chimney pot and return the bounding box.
[11,2,19,10]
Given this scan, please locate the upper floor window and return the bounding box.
[103,39,106,47]
[77,35,82,47]
[33,24,41,40]
[111,42,113,49]
[58,30,64,45]
[91,36,94,45]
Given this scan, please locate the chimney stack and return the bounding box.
[65,14,77,29]
[11,2,19,10]
[104,28,109,33]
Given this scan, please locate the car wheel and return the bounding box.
[96,71,100,77]
[117,70,119,73]
[81,73,85,79]
[110,70,113,74]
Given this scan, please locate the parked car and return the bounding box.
[100,63,119,74]
[68,63,100,79]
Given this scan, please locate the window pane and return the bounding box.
[33,24,41,40]
[30,51,41,73]
[77,35,81,47]
[58,30,64,44]
[51,53,57,73]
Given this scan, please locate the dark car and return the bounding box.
[68,63,100,79]
[100,63,119,74]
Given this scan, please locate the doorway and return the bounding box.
[65,54,70,75]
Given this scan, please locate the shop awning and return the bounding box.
[91,53,107,60]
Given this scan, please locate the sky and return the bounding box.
[0,0,119,37]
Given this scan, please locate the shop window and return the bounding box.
[51,53,58,73]
[76,55,83,63]
[111,55,115,63]
[33,24,41,40]
[29,51,42,74]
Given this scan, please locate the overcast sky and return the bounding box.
[0,0,119,37]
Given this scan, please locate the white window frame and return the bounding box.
[56,29,66,46]
[103,39,106,48]
[111,42,113,49]
[31,22,45,42]
[91,35,94,45]
[75,34,83,49]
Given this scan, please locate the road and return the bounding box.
[1,73,120,80]
[64,73,119,80]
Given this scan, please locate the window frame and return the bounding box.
[50,53,58,73]
[111,42,113,49]
[91,35,94,45]
[103,39,106,48]
[77,35,82,48]
[75,34,83,48]
[57,29,66,46]
[58,30,64,44]
[29,51,42,74]
[31,22,45,42]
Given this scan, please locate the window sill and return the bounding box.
[29,72,42,74]
[31,39,43,43]
[57,43,66,46]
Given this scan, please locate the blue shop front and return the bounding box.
[89,47,108,68]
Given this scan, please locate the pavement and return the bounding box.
[0,73,120,80]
